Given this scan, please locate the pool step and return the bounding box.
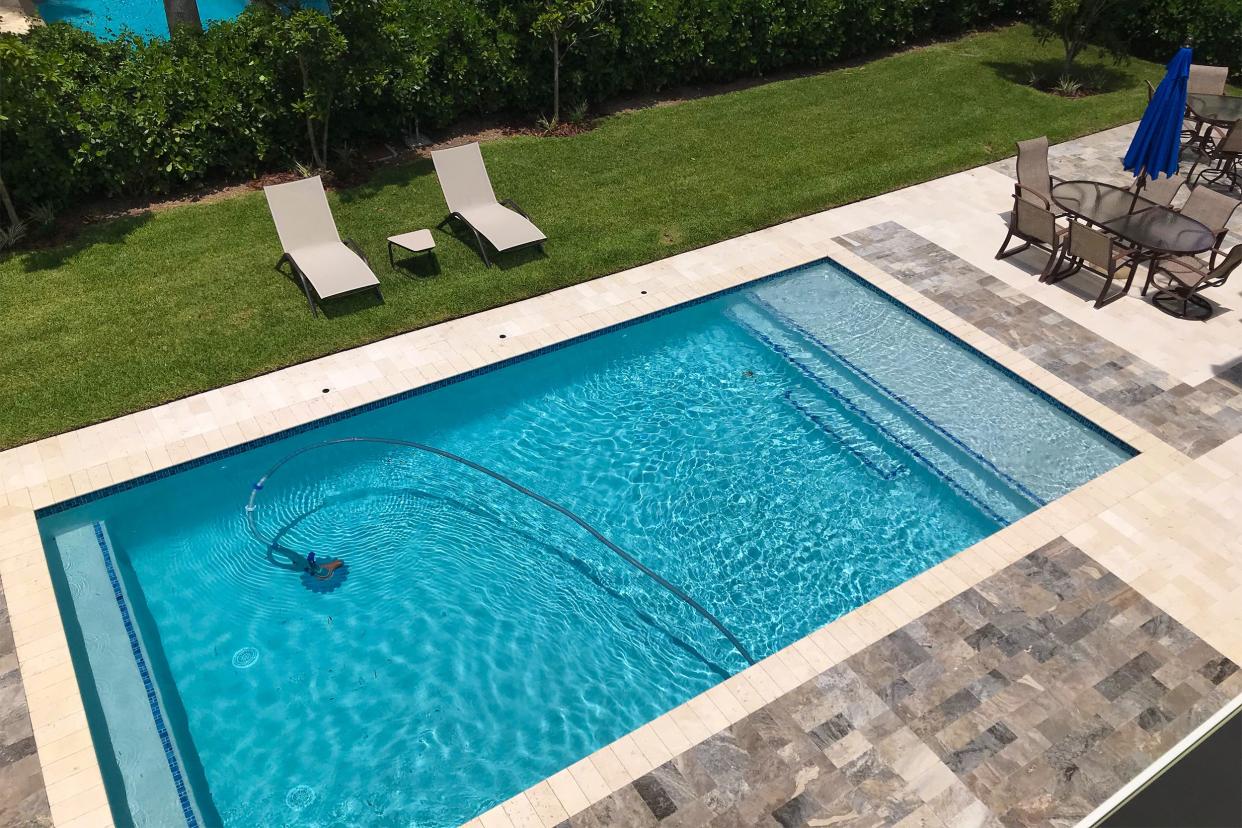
[783,388,908,481]
[729,302,1037,525]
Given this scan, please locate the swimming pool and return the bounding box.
[38,259,1133,826]
[36,0,328,39]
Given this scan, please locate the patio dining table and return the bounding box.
[1187,92,1242,128]
[1051,180,1215,257]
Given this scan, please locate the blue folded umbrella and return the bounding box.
[1124,47,1193,183]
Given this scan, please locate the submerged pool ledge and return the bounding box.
[0,229,1185,828]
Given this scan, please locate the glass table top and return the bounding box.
[1188,93,1242,125]
[1051,180,1216,255]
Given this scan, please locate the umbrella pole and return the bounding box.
[1129,169,1148,213]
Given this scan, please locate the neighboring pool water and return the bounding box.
[38,260,1134,826]
[36,0,329,39]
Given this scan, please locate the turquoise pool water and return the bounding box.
[38,259,1133,826]
[36,0,328,39]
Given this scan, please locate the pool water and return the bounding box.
[39,260,1133,826]
[36,0,329,39]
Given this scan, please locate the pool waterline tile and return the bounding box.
[1,128,1238,828]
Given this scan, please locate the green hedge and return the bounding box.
[0,0,1022,213]
[0,0,1235,216]
[1120,0,1242,81]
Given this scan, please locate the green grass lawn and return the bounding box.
[0,25,1167,449]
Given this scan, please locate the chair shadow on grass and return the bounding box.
[10,212,154,273]
[272,260,386,319]
[436,222,548,271]
[315,288,386,319]
[984,59,1133,95]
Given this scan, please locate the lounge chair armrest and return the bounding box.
[501,198,532,219]
[1012,183,1052,211]
[343,238,371,266]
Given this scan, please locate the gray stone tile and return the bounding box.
[569,543,1242,825]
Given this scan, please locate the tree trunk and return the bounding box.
[552,31,561,124]
[297,54,327,170]
[1061,31,1083,77]
[0,170,19,230]
[163,0,203,34]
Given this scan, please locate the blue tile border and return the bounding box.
[35,255,1134,518]
[91,522,200,828]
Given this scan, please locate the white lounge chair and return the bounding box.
[264,176,382,316]
[431,142,546,267]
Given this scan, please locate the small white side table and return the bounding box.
[387,229,436,268]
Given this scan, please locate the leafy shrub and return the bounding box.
[5,0,1231,217]
[1117,0,1242,80]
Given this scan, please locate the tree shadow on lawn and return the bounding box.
[335,156,436,205]
[985,59,1135,94]
[8,212,154,273]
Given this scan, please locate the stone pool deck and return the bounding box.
[1,121,1241,827]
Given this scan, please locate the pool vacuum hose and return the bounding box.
[244,436,756,666]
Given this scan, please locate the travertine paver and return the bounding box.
[560,541,1242,827]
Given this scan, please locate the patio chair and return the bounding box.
[1184,65,1230,146]
[264,176,382,317]
[1141,243,1242,319]
[995,185,1066,279]
[1178,185,1242,267]
[1015,137,1060,213]
[1043,219,1141,308]
[1131,173,1185,207]
[1188,64,1229,95]
[431,142,546,267]
[1185,120,1242,194]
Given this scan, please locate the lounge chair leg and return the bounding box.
[374,286,384,304]
[295,267,317,317]
[468,226,492,268]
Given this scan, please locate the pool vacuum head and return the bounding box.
[300,561,349,594]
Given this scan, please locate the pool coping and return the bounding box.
[0,217,1192,827]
